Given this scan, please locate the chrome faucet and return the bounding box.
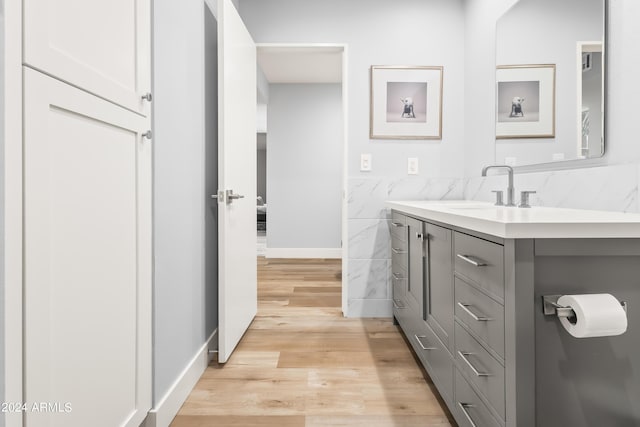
[482,165,516,207]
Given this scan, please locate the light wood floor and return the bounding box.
[171,258,455,427]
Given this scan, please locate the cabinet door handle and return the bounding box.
[456,254,487,267]
[457,302,492,321]
[391,247,407,254]
[391,222,405,228]
[393,299,406,309]
[414,335,436,351]
[458,351,491,377]
[392,272,404,280]
[457,402,479,427]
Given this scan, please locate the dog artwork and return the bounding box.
[400,97,415,118]
[510,97,525,117]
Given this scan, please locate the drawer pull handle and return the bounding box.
[457,302,492,321]
[414,335,436,351]
[391,247,407,254]
[393,299,406,309]
[392,272,404,280]
[456,254,487,267]
[457,402,479,427]
[458,351,492,377]
[391,222,405,228]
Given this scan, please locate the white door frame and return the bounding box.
[3,0,25,425]
[254,42,349,316]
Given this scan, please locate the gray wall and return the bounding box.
[267,84,342,249]
[257,142,267,203]
[153,0,214,404]
[240,0,466,316]
[0,1,5,424]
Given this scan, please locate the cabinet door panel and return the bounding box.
[24,0,151,116]
[406,217,424,316]
[426,223,454,350]
[23,68,151,427]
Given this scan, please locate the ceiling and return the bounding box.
[257,46,343,83]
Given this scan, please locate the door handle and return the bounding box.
[225,190,245,203]
[456,254,487,267]
[392,299,406,309]
[457,302,492,321]
[414,335,436,351]
[457,351,492,377]
[457,402,479,427]
[211,190,224,202]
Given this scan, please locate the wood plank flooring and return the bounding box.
[171,258,455,427]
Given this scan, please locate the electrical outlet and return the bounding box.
[360,154,372,171]
[408,157,419,175]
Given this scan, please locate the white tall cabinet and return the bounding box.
[19,1,152,426]
[23,0,151,117]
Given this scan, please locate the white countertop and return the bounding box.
[386,200,640,239]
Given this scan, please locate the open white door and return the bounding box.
[216,0,258,363]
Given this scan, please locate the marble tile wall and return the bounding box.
[464,163,639,213]
[346,176,464,317]
[345,163,640,317]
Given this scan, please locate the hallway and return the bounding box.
[171,259,453,427]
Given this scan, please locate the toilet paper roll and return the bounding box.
[557,294,627,338]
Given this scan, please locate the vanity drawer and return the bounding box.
[454,369,502,427]
[391,236,408,269]
[454,232,504,301]
[454,277,505,358]
[412,321,454,404]
[392,275,408,317]
[455,322,505,419]
[390,212,408,241]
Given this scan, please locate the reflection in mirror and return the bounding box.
[495,0,605,167]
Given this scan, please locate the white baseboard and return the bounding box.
[265,247,342,259]
[142,329,217,427]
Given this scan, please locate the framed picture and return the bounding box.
[370,65,443,140]
[496,64,556,139]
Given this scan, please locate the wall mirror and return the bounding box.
[495,0,606,167]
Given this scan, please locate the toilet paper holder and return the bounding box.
[542,294,628,318]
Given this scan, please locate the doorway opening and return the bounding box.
[255,44,348,314]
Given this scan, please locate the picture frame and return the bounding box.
[496,64,556,139]
[370,65,443,140]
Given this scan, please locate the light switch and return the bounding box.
[408,157,419,175]
[360,154,372,172]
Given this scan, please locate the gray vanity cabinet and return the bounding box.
[391,211,512,427]
[389,204,640,426]
[392,213,456,405]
